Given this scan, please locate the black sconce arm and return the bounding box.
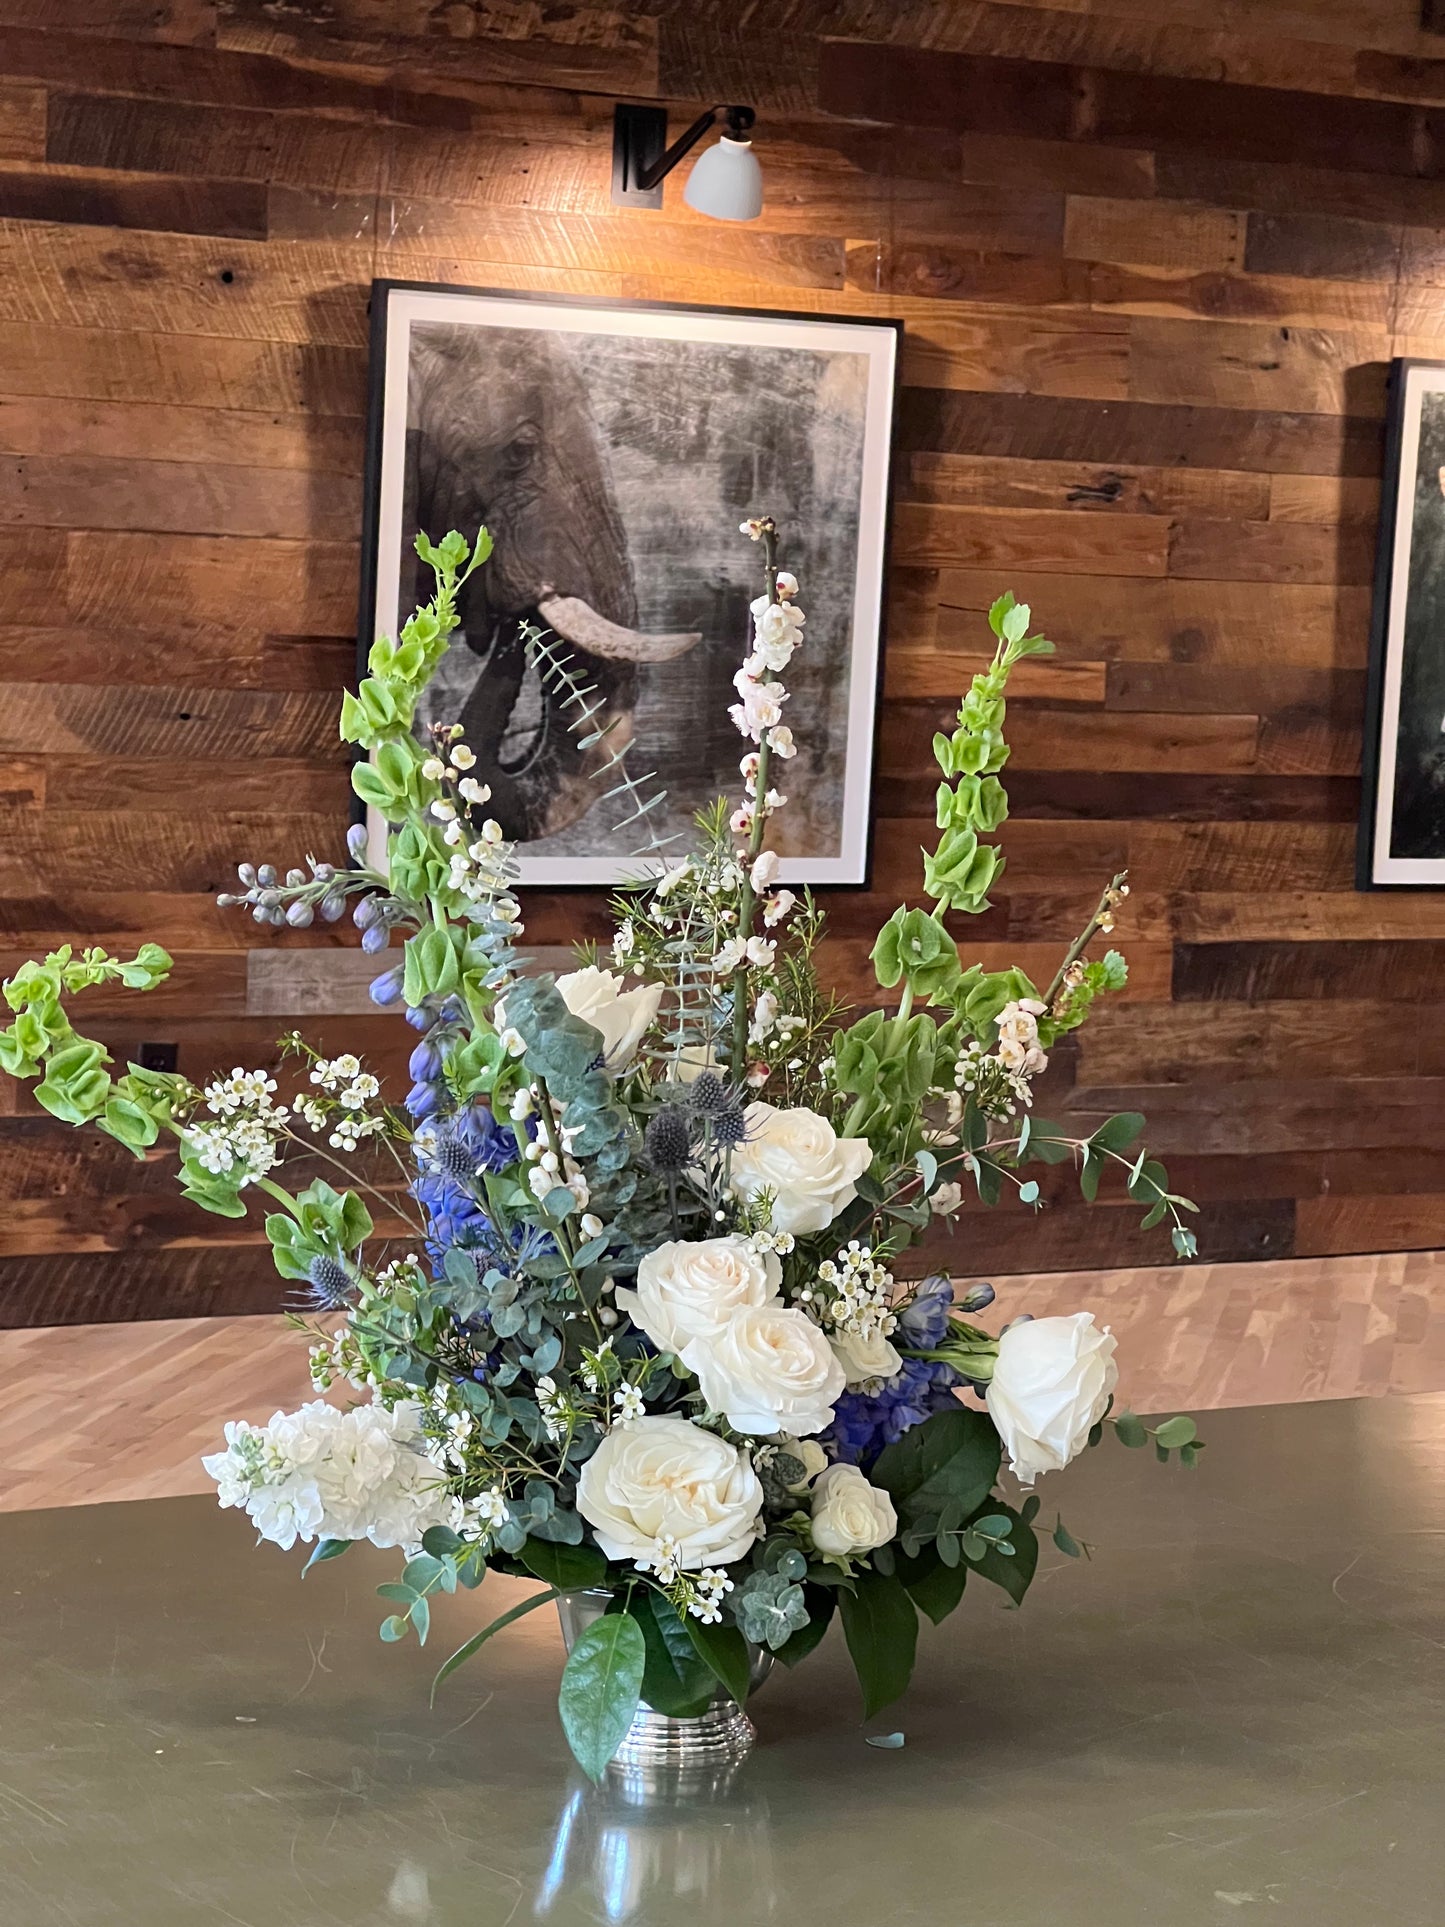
[633,104,756,192]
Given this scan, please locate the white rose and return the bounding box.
[810,1464,897,1560]
[681,1305,846,1437]
[615,1236,781,1356]
[988,1312,1119,1486]
[576,1415,763,1570]
[555,966,663,1070]
[829,1326,903,1387]
[728,1102,874,1236]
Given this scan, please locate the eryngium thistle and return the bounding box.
[305,1253,354,1311]
[685,1070,731,1115]
[643,1106,692,1173]
[432,1135,480,1186]
[433,1324,486,1379]
[709,1104,748,1148]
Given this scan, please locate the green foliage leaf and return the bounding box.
[683,1615,753,1706]
[773,1586,836,1667]
[302,1537,351,1576]
[839,1569,919,1721]
[1052,1517,1083,1559]
[1113,1412,1148,1448]
[871,1406,1002,1527]
[430,1587,561,1705]
[965,1501,1039,1606]
[631,1591,716,1718]
[1153,1414,1198,1449]
[558,1614,645,1782]
[518,1538,607,1591]
[895,1547,968,1626]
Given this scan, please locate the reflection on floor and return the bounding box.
[4,1246,1443,1513]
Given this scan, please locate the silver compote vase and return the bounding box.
[556,1589,773,1799]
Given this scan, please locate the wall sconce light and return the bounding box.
[611,103,762,222]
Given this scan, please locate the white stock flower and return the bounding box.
[681,1305,846,1436]
[988,1313,1119,1486]
[576,1415,763,1571]
[809,1464,897,1560]
[829,1326,903,1387]
[728,1102,874,1236]
[616,1236,782,1356]
[555,966,663,1070]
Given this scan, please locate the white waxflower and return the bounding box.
[613,1384,645,1423]
[577,1415,762,1572]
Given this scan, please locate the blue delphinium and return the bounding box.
[413,1100,517,1257]
[826,1358,965,1468]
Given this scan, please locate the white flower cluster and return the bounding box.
[424,735,521,916]
[299,1053,386,1151]
[202,1399,456,1552]
[185,1066,289,1183]
[728,564,804,836]
[951,1002,1050,1125]
[682,1566,734,1624]
[534,1374,570,1443]
[806,1241,899,1344]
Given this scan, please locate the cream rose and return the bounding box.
[576,1415,762,1571]
[681,1305,846,1437]
[809,1464,897,1561]
[829,1327,903,1387]
[728,1102,873,1236]
[615,1236,781,1356]
[988,1312,1119,1486]
[555,966,662,1070]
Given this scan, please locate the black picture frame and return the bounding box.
[356,278,901,892]
[1358,356,1445,889]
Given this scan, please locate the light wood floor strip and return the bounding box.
[3,1248,1443,1512]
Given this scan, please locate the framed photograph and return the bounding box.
[359,280,899,888]
[1360,357,1445,887]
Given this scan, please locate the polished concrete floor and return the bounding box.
[2,1392,1442,1926]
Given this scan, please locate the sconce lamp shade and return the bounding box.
[682,136,763,223]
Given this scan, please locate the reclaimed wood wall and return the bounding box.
[6,0,1445,1324]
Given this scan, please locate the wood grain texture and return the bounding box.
[5,3,1445,1312]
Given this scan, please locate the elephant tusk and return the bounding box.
[536,591,702,664]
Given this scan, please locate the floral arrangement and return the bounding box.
[2,517,1203,1779]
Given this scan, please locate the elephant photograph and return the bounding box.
[362,283,898,886]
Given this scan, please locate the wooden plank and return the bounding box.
[0,948,247,1017]
[902,451,1270,521]
[1065,197,1244,274]
[896,387,1384,475]
[959,133,1154,200]
[1090,261,1397,331]
[959,772,1359,824]
[1156,147,1445,225]
[63,532,356,632]
[1295,1195,1445,1258]
[1129,821,1352,892]
[889,501,1170,575]
[0,162,266,240]
[0,84,44,163]
[898,312,1129,403]
[38,755,347,812]
[1107,663,1365,723]
[882,705,1258,775]
[932,572,1372,670]
[0,1247,291,1327]
[0,0,212,43]
[882,651,1106,703]
[0,755,43,808]
[0,624,350,690]
[1174,940,1445,1004]
[0,686,338,760]
[1167,518,1378,585]
[0,453,359,538]
[1244,210,1402,283]
[0,392,362,471]
[1267,473,1382,524]
[1076,999,1411,1085]
[1,811,342,890]
[1129,320,1390,419]
[847,243,1084,307]
[1058,1076,1445,1158]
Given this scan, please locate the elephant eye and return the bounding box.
[501,427,539,473]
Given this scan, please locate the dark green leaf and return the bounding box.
[1091,1112,1145,1154]
[1052,1517,1083,1559]
[966,1502,1039,1606]
[632,1592,716,1717]
[1113,1411,1148,1448]
[558,1614,645,1783]
[518,1537,607,1591]
[684,1616,753,1706]
[1022,1120,1072,1165]
[871,1406,1002,1526]
[896,1547,968,1626]
[839,1569,918,1721]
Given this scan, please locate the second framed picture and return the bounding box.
[361,281,899,888]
